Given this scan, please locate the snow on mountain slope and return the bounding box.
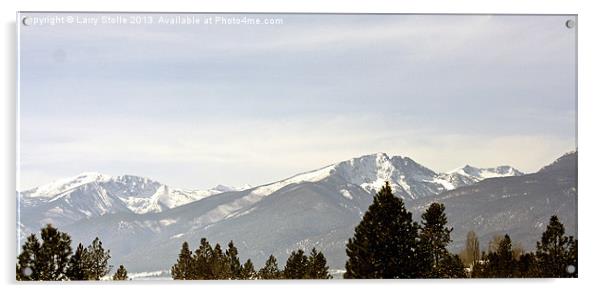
[287,153,523,200]
[436,165,524,189]
[176,153,525,230]
[18,172,247,230]
[57,153,567,274]
[18,154,523,229]
[330,153,444,199]
[410,152,576,254]
[449,165,523,180]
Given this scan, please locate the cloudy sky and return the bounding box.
[18,13,576,190]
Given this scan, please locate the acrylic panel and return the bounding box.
[16,12,577,280]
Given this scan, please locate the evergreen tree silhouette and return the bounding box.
[307,247,332,279]
[283,249,309,279]
[112,265,128,280]
[83,237,111,280]
[258,255,281,279]
[65,243,87,280]
[226,241,242,279]
[344,182,420,278]
[171,241,195,280]
[535,215,577,277]
[417,203,454,277]
[16,224,72,281]
[240,259,257,279]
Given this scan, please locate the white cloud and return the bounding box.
[18,113,574,190]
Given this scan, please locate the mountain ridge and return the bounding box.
[17,151,567,274]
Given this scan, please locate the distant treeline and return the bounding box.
[343,182,577,278]
[16,182,577,280]
[171,239,331,280]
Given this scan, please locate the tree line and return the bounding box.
[16,224,128,281]
[17,182,577,280]
[171,239,331,279]
[458,216,578,278]
[344,182,577,278]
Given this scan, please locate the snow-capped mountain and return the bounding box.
[438,165,524,188]
[250,152,523,201]
[17,152,549,274]
[18,173,247,229]
[410,151,576,252]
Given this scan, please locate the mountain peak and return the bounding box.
[20,172,243,216]
[22,172,112,198]
[329,152,440,199]
[446,164,523,182]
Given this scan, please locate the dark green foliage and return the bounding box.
[65,239,111,281]
[16,224,72,281]
[171,239,283,280]
[112,265,128,280]
[16,225,115,281]
[281,248,332,279]
[344,182,420,279]
[494,235,516,277]
[307,248,332,279]
[258,255,281,280]
[16,234,42,281]
[172,238,234,280]
[438,254,467,278]
[171,242,195,280]
[420,203,452,267]
[473,234,516,278]
[516,252,537,277]
[465,216,575,278]
[193,238,214,278]
[240,259,257,280]
[283,249,309,279]
[417,203,456,278]
[210,243,232,279]
[65,243,87,280]
[83,237,112,280]
[535,215,578,277]
[226,240,242,279]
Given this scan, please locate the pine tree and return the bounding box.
[112,265,128,280]
[226,241,242,279]
[516,252,537,277]
[66,243,87,280]
[344,182,420,279]
[16,224,72,281]
[258,255,281,280]
[240,259,257,280]
[192,238,213,279]
[209,243,230,279]
[483,234,516,277]
[171,241,195,280]
[438,254,467,278]
[83,237,111,280]
[283,249,309,279]
[417,203,453,277]
[307,248,331,279]
[535,215,577,277]
[16,234,41,280]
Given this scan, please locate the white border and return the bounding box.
[2,1,601,293]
